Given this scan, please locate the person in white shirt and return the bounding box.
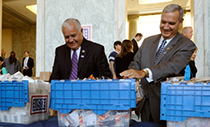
[22,51,34,77]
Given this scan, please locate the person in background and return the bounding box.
[4,51,21,75]
[184,47,198,81]
[132,33,143,54]
[22,51,34,77]
[181,26,193,39]
[0,57,8,75]
[181,26,197,81]
[120,4,196,126]
[1,49,6,60]
[115,40,135,79]
[50,18,111,81]
[108,41,121,79]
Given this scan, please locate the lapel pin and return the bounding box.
[82,50,85,53]
[81,55,84,58]
[167,47,170,50]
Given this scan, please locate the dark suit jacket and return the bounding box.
[50,38,111,81]
[132,38,139,54]
[22,57,34,76]
[129,32,196,122]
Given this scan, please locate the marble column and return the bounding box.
[0,0,2,50]
[128,15,139,40]
[114,0,127,41]
[36,0,45,76]
[193,0,210,78]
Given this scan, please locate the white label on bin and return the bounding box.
[30,95,48,115]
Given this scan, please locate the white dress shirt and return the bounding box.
[23,56,29,69]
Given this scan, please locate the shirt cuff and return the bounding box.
[143,68,153,83]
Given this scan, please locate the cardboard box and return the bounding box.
[40,72,51,81]
[49,109,57,116]
[31,77,40,80]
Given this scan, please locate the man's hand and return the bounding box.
[119,69,146,79]
[113,74,117,79]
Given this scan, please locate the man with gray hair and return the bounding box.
[120,4,196,125]
[50,18,111,81]
[181,26,193,39]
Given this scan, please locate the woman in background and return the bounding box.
[4,51,21,75]
[184,47,198,81]
[115,39,135,79]
[0,57,8,75]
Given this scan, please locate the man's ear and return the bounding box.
[179,18,184,27]
[81,28,83,33]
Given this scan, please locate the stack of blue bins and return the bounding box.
[160,82,210,126]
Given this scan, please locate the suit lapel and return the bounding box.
[64,45,71,74]
[78,38,89,74]
[27,58,30,66]
[155,33,181,65]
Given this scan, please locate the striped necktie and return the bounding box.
[69,50,78,80]
[154,40,167,63]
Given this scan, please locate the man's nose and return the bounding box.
[68,36,74,42]
[163,23,170,29]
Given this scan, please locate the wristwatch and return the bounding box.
[142,69,149,78]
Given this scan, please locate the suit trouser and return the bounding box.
[141,98,166,127]
[23,69,32,77]
[141,97,154,122]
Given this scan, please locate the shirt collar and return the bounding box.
[160,35,175,43]
[71,47,81,60]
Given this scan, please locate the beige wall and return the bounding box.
[1,27,36,76]
[12,26,36,77]
[2,29,12,58]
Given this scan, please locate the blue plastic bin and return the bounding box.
[0,80,29,111]
[160,82,210,121]
[50,79,136,114]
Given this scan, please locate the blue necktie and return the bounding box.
[154,40,167,63]
[69,50,78,80]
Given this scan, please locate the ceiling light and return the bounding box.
[26,4,37,15]
[139,0,172,4]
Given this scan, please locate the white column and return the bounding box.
[114,0,127,41]
[36,0,45,77]
[193,0,210,78]
[0,0,2,51]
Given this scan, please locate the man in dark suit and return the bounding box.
[50,18,111,81]
[120,4,196,125]
[22,51,34,77]
[132,33,143,54]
